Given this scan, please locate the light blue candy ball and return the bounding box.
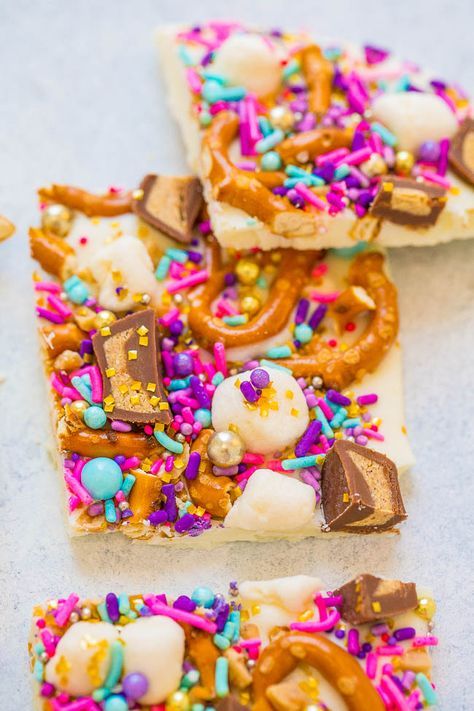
[261,150,282,171]
[104,695,128,711]
[68,283,89,304]
[202,80,222,104]
[294,323,313,344]
[81,457,123,501]
[84,405,107,430]
[194,408,212,428]
[191,586,215,608]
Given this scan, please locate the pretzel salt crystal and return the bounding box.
[39,184,133,217]
[189,239,320,349]
[29,227,74,278]
[278,252,399,389]
[202,111,317,238]
[277,126,354,164]
[187,429,234,518]
[300,44,334,115]
[252,631,384,711]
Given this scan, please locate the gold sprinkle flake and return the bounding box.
[130,381,142,391]
[146,382,156,392]
[137,325,149,336]
[139,336,149,346]
[161,472,172,483]
[104,404,115,413]
[132,293,143,303]
[342,492,349,503]
[286,390,294,399]
[130,395,140,405]
[372,601,382,612]
[149,396,159,407]
[100,327,111,337]
[105,368,116,378]
[159,402,169,410]
[234,378,241,389]
[128,350,138,360]
[111,270,123,282]
[290,408,299,417]
[119,384,129,394]
[104,395,115,406]
[154,423,165,432]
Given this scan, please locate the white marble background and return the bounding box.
[0,0,473,708]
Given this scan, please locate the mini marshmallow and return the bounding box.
[211,367,309,455]
[45,621,119,696]
[211,33,283,97]
[122,616,185,704]
[89,234,164,311]
[224,468,316,531]
[371,92,458,153]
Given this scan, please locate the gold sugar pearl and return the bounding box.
[94,310,117,330]
[395,150,415,175]
[415,596,436,621]
[41,203,74,237]
[360,153,388,177]
[165,690,190,711]
[240,294,261,316]
[235,259,260,286]
[69,400,89,417]
[269,105,295,131]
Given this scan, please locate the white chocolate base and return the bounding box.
[156,25,474,251]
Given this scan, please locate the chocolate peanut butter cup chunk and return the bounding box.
[321,440,407,532]
[335,573,418,625]
[132,173,203,243]
[449,118,474,186]
[370,176,447,227]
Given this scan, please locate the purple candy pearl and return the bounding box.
[173,352,194,377]
[169,320,184,336]
[418,140,441,163]
[250,368,270,389]
[122,671,149,700]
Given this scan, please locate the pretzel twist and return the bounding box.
[30,227,74,278]
[252,631,384,711]
[189,239,320,349]
[277,126,354,164]
[38,184,133,216]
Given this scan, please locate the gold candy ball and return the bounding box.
[415,596,436,621]
[240,294,261,316]
[269,105,295,131]
[166,690,190,711]
[41,204,73,237]
[395,150,415,175]
[94,310,117,330]
[360,153,388,177]
[235,259,260,286]
[207,430,246,467]
[69,400,89,418]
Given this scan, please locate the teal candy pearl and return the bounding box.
[104,696,128,711]
[191,586,215,608]
[194,408,212,428]
[261,150,282,171]
[68,283,89,304]
[294,323,313,344]
[81,457,123,501]
[84,405,107,430]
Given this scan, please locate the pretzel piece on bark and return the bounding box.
[58,425,160,459]
[300,44,334,115]
[128,469,163,523]
[187,429,234,518]
[252,631,384,711]
[30,227,74,278]
[38,184,133,217]
[277,126,353,164]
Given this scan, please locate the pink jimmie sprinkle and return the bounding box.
[309,289,340,303]
[366,652,378,679]
[34,281,61,294]
[317,397,334,420]
[380,675,412,711]
[143,596,217,634]
[151,459,164,474]
[36,306,64,324]
[376,645,405,656]
[213,342,228,375]
[65,473,93,505]
[41,629,57,657]
[316,147,349,166]
[362,428,385,441]
[160,307,180,328]
[55,594,80,627]
[186,67,202,94]
[294,182,327,211]
[357,393,378,406]
[290,608,340,633]
[167,269,209,294]
[412,635,439,647]
[47,294,72,319]
[121,456,140,471]
[242,452,264,465]
[245,94,262,144]
[418,170,451,189]
[87,365,103,404]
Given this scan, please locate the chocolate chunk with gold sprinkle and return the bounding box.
[132,173,203,243]
[449,118,474,186]
[92,309,171,425]
[321,440,407,532]
[370,176,446,227]
[335,573,418,625]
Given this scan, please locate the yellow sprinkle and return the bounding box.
[449,186,460,195]
[149,396,159,406]
[105,368,116,378]
[100,326,111,337]
[161,472,172,483]
[128,350,138,360]
[132,293,143,303]
[251,605,261,616]
[139,336,149,346]
[137,224,149,237]
[130,381,141,391]
[383,182,394,192]
[174,458,185,469]
[334,431,343,439]
[104,404,115,413]
[91,217,101,225]
[137,325,149,336]
[159,402,169,410]
[83,353,93,364]
[154,423,165,432]
[401,425,407,435]
[103,395,115,406]
[371,601,382,613]
[285,390,294,399]
[146,382,156,392]
[290,408,299,417]
[130,395,140,405]
[119,384,128,394]
[195,506,205,517]
[342,492,349,503]
[234,378,241,388]
[228,423,239,434]
[298,609,314,622]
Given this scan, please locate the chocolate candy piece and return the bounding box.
[449,118,474,186]
[132,173,203,243]
[320,440,407,532]
[335,573,418,625]
[216,696,250,711]
[92,309,171,425]
[370,176,446,227]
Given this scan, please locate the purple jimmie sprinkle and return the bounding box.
[175,513,195,533]
[105,593,119,622]
[308,304,328,330]
[185,451,201,480]
[326,389,352,406]
[295,420,322,457]
[240,380,259,403]
[173,595,197,612]
[190,375,211,408]
[294,298,310,325]
[148,509,167,526]
[162,483,178,522]
[394,627,416,641]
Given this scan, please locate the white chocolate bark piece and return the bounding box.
[211,367,309,455]
[157,24,474,250]
[224,468,316,532]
